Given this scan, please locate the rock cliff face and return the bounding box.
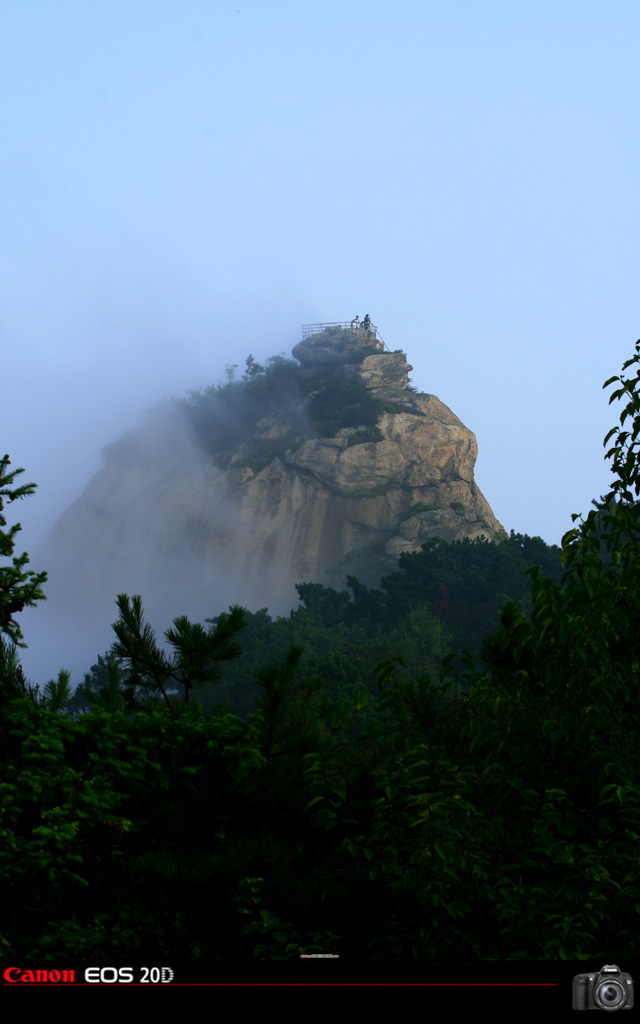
[38,326,506,627]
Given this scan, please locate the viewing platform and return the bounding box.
[301,321,388,349]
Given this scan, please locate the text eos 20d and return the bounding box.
[85,967,174,984]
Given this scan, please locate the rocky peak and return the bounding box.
[38,325,507,627]
[292,324,413,390]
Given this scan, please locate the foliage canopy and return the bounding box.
[2,340,640,962]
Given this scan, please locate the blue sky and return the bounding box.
[2,1,639,680]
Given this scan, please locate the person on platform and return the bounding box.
[351,315,360,328]
[363,314,371,333]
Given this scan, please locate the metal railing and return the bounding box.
[301,321,389,350]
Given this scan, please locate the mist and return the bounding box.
[3,2,638,687]
[12,310,313,688]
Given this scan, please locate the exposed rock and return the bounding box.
[340,352,412,390]
[37,326,506,627]
[292,325,383,365]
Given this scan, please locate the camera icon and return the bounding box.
[573,964,634,1011]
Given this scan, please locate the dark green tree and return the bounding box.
[321,339,640,960]
[242,354,265,383]
[0,454,48,646]
[0,454,71,711]
[68,653,157,714]
[110,594,247,708]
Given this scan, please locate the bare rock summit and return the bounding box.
[38,324,506,627]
